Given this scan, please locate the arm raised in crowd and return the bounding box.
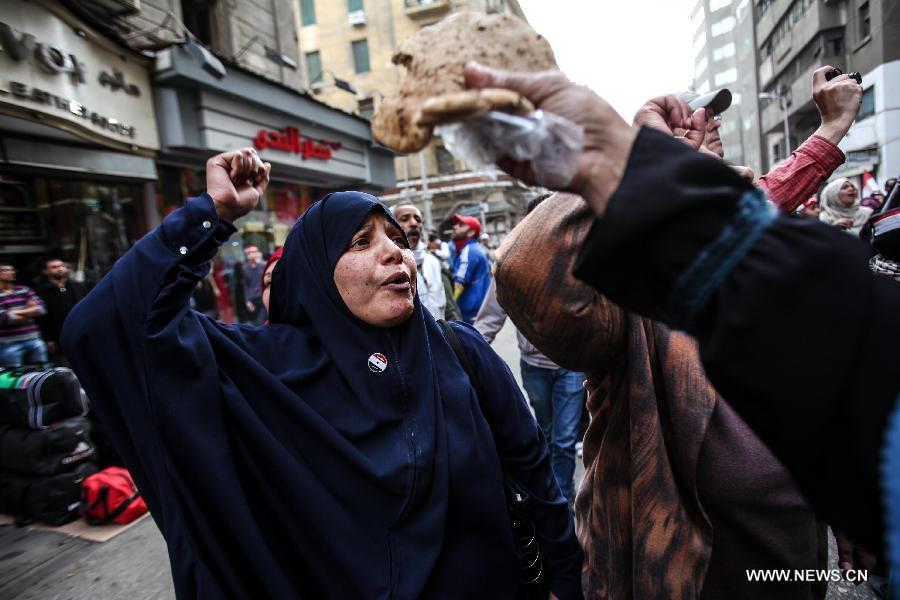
[60,149,269,510]
[756,66,860,212]
[465,62,900,551]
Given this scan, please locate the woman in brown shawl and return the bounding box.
[494,193,824,599]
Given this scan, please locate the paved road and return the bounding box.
[0,321,879,599]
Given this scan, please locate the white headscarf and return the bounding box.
[819,178,872,235]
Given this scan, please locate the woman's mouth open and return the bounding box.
[382,271,411,291]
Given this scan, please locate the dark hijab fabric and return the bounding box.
[63,191,524,598]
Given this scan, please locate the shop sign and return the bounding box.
[253,126,342,161]
[0,2,158,151]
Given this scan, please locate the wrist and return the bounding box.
[574,125,638,217]
[212,201,239,224]
[815,119,853,145]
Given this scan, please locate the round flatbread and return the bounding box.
[371,12,558,153]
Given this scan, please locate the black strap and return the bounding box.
[437,320,486,402]
[437,320,547,590]
[83,484,141,525]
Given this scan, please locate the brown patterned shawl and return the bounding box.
[494,193,717,599]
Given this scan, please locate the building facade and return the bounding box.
[294,0,539,243]
[693,0,900,190]
[754,0,899,186]
[1,0,394,291]
[0,0,160,282]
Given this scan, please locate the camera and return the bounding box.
[825,68,862,85]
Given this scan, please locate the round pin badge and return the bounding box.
[367,353,388,373]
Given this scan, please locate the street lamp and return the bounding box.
[233,35,298,70]
[758,91,791,161]
[311,71,358,94]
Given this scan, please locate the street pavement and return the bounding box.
[0,320,878,599]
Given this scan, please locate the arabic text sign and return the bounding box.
[253,127,342,161]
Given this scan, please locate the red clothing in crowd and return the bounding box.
[756,134,845,213]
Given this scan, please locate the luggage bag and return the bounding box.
[0,417,96,476]
[0,462,98,525]
[0,367,88,429]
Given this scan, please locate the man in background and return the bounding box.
[237,245,266,325]
[0,264,48,367]
[450,215,491,325]
[35,258,87,366]
[391,203,446,320]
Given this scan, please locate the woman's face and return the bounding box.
[838,181,858,207]
[802,204,822,218]
[262,260,278,313]
[334,211,417,327]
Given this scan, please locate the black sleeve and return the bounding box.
[573,127,900,550]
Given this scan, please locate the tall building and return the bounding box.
[294,0,539,241]
[691,0,758,172]
[754,0,899,185]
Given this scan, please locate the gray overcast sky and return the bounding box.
[518,0,696,121]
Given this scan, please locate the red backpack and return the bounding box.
[81,467,148,525]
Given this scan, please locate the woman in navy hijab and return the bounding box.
[62,148,583,599]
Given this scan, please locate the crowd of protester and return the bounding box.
[3,53,899,600]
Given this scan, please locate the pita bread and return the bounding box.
[371,12,557,153]
[416,88,534,126]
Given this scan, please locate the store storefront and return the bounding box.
[152,45,395,255]
[0,0,159,283]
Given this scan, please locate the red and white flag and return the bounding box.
[862,170,881,194]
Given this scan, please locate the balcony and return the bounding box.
[404,0,450,19]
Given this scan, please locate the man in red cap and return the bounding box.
[450,214,491,324]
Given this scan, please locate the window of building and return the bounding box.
[859,85,875,120]
[731,92,742,104]
[714,67,738,86]
[859,2,871,40]
[693,30,708,56]
[696,56,709,77]
[761,0,814,56]
[348,0,364,11]
[756,0,774,19]
[305,51,322,84]
[773,140,785,163]
[691,6,705,35]
[712,42,736,61]
[352,39,370,74]
[710,0,731,12]
[435,145,455,174]
[358,97,374,120]
[300,0,316,26]
[182,6,213,46]
[697,80,711,95]
[711,16,736,37]
[825,31,844,56]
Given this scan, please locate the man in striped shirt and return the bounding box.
[0,264,48,367]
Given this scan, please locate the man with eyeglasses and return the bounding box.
[0,264,48,367]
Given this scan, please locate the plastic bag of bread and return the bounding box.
[437,109,583,188]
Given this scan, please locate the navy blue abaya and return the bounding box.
[62,192,583,599]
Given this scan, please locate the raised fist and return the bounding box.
[206,148,271,223]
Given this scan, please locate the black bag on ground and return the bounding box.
[0,367,88,429]
[0,417,96,476]
[0,462,97,526]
